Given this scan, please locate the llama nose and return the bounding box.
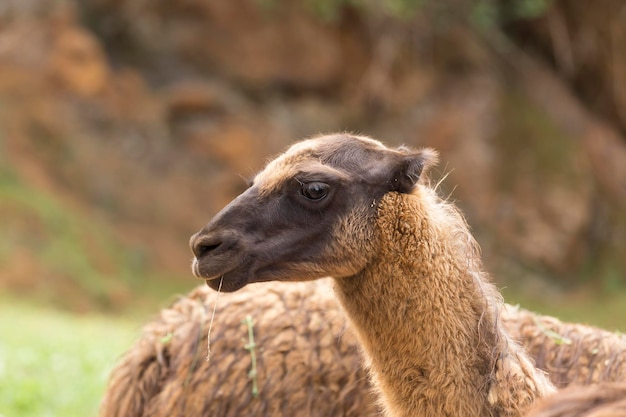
[190,233,222,259]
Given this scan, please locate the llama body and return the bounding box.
[101,281,626,417]
[100,281,378,417]
[525,382,626,417]
[190,134,555,417]
[503,305,626,387]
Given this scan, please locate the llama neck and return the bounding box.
[333,191,554,417]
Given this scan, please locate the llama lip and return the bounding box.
[197,257,254,292]
[195,266,234,282]
[191,258,217,279]
[192,251,245,281]
[205,271,248,292]
[191,258,201,277]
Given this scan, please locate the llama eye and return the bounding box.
[301,182,329,201]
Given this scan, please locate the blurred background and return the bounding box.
[1,0,625,415]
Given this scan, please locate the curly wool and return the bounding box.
[331,190,555,417]
[99,280,378,417]
[502,304,626,387]
[101,281,626,417]
[525,382,626,417]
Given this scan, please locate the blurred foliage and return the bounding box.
[0,299,139,417]
[494,88,577,189]
[471,0,550,29]
[255,0,550,25]
[502,285,626,333]
[0,165,188,312]
[1,167,133,306]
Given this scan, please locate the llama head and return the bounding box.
[190,133,437,292]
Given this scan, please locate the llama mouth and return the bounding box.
[191,258,224,280]
[205,271,248,292]
[200,259,254,293]
[192,254,244,284]
[196,267,237,284]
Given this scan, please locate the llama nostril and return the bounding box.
[191,236,222,259]
[197,242,221,258]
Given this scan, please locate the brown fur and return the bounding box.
[525,382,626,417]
[255,135,387,197]
[189,134,555,417]
[99,280,379,417]
[101,281,626,417]
[503,305,626,387]
[333,189,555,417]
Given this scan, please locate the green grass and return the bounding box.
[0,298,141,417]
[501,286,626,333]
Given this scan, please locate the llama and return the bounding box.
[525,382,626,417]
[100,283,626,417]
[502,304,626,387]
[99,280,378,417]
[189,134,556,417]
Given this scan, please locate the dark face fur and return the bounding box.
[189,134,435,292]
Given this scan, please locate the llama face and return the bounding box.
[190,134,435,292]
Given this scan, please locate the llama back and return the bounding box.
[101,282,626,417]
[503,304,626,387]
[100,280,378,417]
[525,382,626,417]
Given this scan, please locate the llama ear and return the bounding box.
[391,147,439,193]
